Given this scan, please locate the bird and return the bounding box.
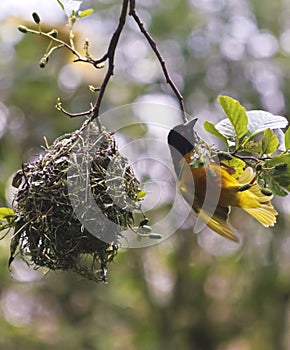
[167,118,278,242]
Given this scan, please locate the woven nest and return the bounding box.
[11,119,142,282]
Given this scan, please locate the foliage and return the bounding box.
[204,96,290,197]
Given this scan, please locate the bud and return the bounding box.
[48,29,58,38]
[39,56,48,68]
[149,233,162,240]
[261,188,273,196]
[71,14,77,24]
[96,63,105,69]
[274,163,287,170]
[18,25,28,34]
[32,12,41,24]
[139,218,149,227]
[238,184,251,192]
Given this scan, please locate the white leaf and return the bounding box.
[215,110,288,138]
[59,0,82,17]
[215,118,236,138]
[246,110,288,134]
[273,128,286,151]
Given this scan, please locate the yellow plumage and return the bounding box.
[168,118,278,242]
[178,159,277,242]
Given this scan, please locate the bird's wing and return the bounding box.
[196,205,240,242]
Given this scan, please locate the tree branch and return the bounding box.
[129,0,187,123]
[90,0,129,124]
[22,1,187,126]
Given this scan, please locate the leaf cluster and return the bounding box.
[204,95,290,196]
[0,208,15,238]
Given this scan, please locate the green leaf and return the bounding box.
[0,207,15,223]
[217,96,248,139]
[136,190,146,200]
[203,121,228,146]
[9,234,20,268]
[268,179,288,196]
[243,140,262,154]
[265,153,290,192]
[79,9,94,18]
[285,127,290,151]
[221,157,246,179]
[259,168,288,196]
[262,128,279,155]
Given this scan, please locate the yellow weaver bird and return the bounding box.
[167,118,278,242]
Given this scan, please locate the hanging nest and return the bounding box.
[11,119,143,282]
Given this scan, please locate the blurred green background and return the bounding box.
[1,0,290,349]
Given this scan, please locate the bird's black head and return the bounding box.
[167,118,198,156]
[167,118,198,175]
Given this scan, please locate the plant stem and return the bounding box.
[28,28,94,64]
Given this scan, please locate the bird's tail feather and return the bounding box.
[196,208,240,242]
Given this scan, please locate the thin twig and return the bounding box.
[46,44,65,58]
[24,1,187,126]
[90,0,129,124]
[129,0,187,123]
[28,28,94,64]
[230,153,260,165]
[56,105,93,118]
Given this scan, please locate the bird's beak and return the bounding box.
[184,118,198,130]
